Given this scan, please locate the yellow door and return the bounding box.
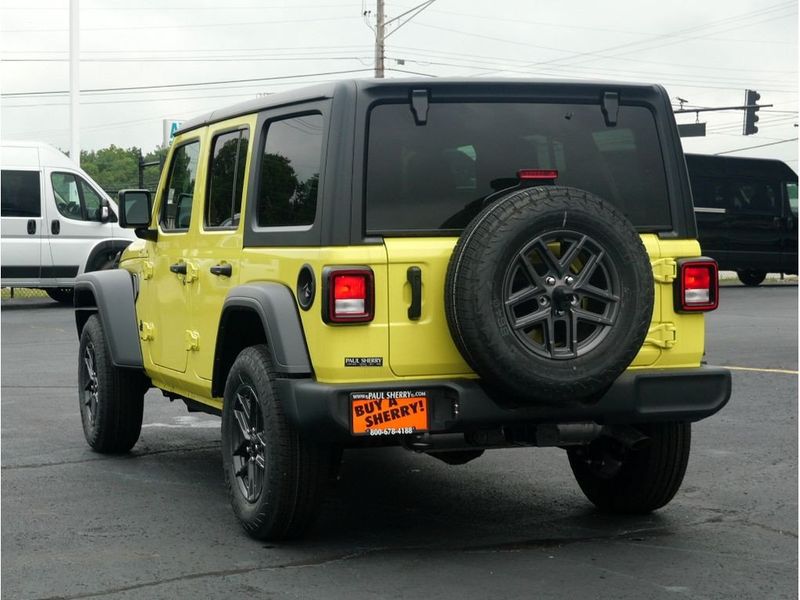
[143,136,204,374]
[188,117,255,384]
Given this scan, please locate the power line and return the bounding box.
[715,137,798,155]
[1,14,361,33]
[2,68,374,98]
[393,4,797,46]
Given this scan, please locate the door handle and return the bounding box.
[407,266,422,320]
[27,219,36,235]
[210,263,232,277]
[51,219,60,235]
[169,262,187,275]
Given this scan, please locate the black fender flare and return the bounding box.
[84,239,134,273]
[212,283,312,395]
[73,269,143,368]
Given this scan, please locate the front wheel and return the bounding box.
[567,422,691,514]
[78,315,146,453]
[221,345,331,540]
[737,269,766,286]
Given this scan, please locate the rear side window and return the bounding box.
[257,113,323,228]
[727,179,780,215]
[51,172,106,221]
[206,129,249,229]
[160,140,200,231]
[365,102,672,233]
[1,170,41,217]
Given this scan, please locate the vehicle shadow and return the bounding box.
[306,447,677,550]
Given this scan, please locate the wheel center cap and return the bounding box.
[552,286,574,311]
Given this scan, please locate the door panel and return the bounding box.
[46,170,109,283]
[0,169,43,284]
[189,118,255,382]
[141,137,204,375]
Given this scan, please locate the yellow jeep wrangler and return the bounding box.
[73,79,730,540]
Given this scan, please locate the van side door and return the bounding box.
[46,170,111,283]
[0,169,44,284]
[724,177,783,273]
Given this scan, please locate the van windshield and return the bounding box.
[365,102,672,234]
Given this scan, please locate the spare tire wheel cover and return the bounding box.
[444,186,654,404]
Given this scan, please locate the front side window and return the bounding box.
[257,113,323,228]
[160,140,201,231]
[366,102,672,233]
[1,170,41,217]
[206,129,249,229]
[51,172,106,221]
[786,181,798,215]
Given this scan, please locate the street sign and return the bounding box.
[162,119,184,147]
[678,123,707,137]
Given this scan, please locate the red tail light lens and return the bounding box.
[676,259,718,312]
[324,268,374,323]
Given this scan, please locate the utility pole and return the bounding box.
[374,0,385,78]
[69,0,80,165]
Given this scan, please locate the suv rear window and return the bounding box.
[365,102,672,233]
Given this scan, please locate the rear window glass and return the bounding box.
[365,102,672,233]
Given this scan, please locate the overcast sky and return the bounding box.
[1,0,797,166]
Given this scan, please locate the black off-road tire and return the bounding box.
[445,185,654,404]
[221,345,331,541]
[78,315,146,453]
[46,287,74,305]
[737,269,766,287]
[567,422,691,514]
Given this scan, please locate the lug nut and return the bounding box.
[545,276,556,286]
[565,275,575,285]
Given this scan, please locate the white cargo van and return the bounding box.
[1,141,136,303]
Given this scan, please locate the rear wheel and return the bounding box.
[221,345,331,540]
[46,287,73,305]
[78,315,146,453]
[737,269,766,286]
[567,422,691,514]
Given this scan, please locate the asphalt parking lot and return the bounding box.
[2,283,797,600]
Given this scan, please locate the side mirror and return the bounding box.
[100,199,110,224]
[118,189,152,228]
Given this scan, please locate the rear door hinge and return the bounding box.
[645,322,677,349]
[652,258,677,283]
[184,330,200,351]
[139,320,155,341]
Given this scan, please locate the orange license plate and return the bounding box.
[350,391,429,436]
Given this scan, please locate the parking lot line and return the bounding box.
[725,366,798,375]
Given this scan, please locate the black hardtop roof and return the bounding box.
[176,77,669,135]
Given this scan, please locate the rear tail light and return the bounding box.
[675,258,719,312]
[323,267,374,323]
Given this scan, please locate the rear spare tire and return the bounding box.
[445,186,654,404]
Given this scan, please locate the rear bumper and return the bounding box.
[276,366,731,442]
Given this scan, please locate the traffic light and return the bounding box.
[743,89,761,135]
